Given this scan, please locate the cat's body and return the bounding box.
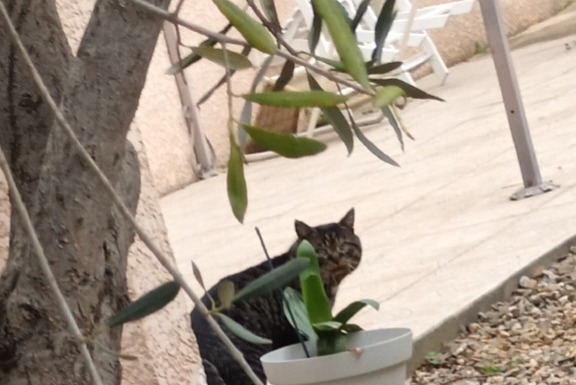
[190,209,361,385]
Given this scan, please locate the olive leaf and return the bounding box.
[106,281,180,328]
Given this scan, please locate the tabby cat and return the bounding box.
[190,209,362,385]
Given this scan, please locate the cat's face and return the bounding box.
[294,208,362,289]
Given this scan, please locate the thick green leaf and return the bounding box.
[382,105,404,150]
[227,138,247,223]
[301,274,332,325]
[313,321,343,331]
[307,73,353,154]
[317,333,347,356]
[242,124,326,158]
[297,240,321,279]
[213,0,277,54]
[283,287,316,341]
[309,2,322,54]
[349,114,399,166]
[273,60,295,91]
[367,61,403,75]
[297,241,332,325]
[372,86,405,107]
[244,91,347,108]
[333,299,379,324]
[233,257,309,302]
[373,0,396,63]
[217,280,236,310]
[191,46,252,70]
[106,281,180,328]
[370,78,445,101]
[218,313,272,344]
[312,0,370,89]
[350,0,371,33]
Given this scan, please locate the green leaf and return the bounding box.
[191,46,253,70]
[367,61,403,75]
[296,241,332,325]
[213,0,277,54]
[333,299,379,324]
[259,0,280,32]
[218,313,272,344]
[242,124,326,158]
[192,261,207,291]
[165,23,233,75]
[382,105,404,150]
[297,240,321,279]
[350,117,399,166]
[309,2,322,54]
[373,0,396,63]
[217,280,235,310]
[313,320,343,331]
[317,333,347,356]
[312,0,370,89]
[350,0,371,33]
[166,51,202,75]
[244,91,347,108]
[283,287,316,341]
[372,86,406,107]
[301,274,332,325]
[233,257,309,302]
[370,78,444,101]
[307,73,353,154]
[227,138,247,223]
[106,281,180,328]
[342,323,362,333]
[273,60,295,91]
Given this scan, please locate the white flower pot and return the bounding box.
[260,328,412,385]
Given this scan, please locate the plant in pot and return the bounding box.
[260,240,413,385]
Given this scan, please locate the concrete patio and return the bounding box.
[161,28,576,366]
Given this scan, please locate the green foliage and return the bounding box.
[218,313,272,344]
[480,364,502,376]
[233,257,309,302]
[312,0,370,89]
[244,91,347,108]
[373,0,397,63]
[213,0,276,54]
[190,46,252,70]
[106,281,180,328]
[166,0,445,223]
[227,138,247,223]
[282,241,379,356]
[307,73,354,154]
[242,125,327,158]
[425,351,445,366]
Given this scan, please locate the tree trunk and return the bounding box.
[0,0,170,383]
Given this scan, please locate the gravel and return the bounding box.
[410,245,576,385]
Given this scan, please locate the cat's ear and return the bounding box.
[295,220,314,239]
[339,208,355,229]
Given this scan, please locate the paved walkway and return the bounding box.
[161,31,576,364]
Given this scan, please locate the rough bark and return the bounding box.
[0,0,169,383]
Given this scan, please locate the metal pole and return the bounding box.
[478,0,556,200]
